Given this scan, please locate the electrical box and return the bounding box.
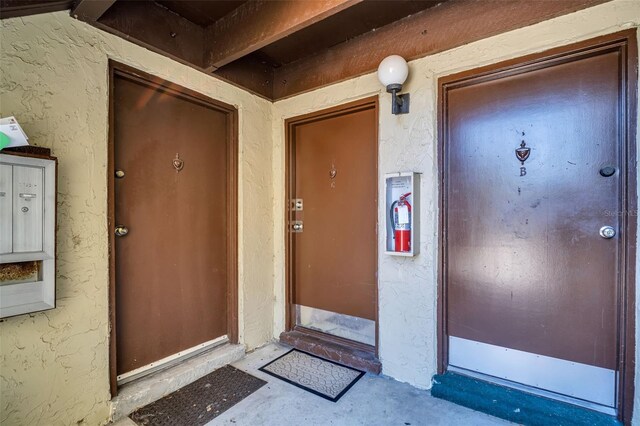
[385,172,419,257]
[0,150,57,318]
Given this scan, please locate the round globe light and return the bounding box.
[377,55,409,87]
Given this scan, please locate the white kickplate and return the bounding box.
[448,336,616,408]
[117,335,228,385]
[296,304,375,346]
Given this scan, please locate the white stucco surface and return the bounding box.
[272,0,640,398]
[1,1,640,425]
[0,12,274,425]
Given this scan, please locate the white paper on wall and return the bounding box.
[0,116,29,149]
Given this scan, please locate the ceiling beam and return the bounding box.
[272,0,609,100]
[70,0,115,22]
[0,0,73,19]
[212,55,274,100]
[203,0,364,72]
[92,0,205,67]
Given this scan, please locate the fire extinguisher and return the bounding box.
[390,192,412,252]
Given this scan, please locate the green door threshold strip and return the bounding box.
[431,372,620,426]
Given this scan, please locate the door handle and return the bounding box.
[599,226,616,239]
[115,225,129,237]
[292,221,303,233]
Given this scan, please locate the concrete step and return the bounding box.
[279,330,381,374]
[111,343,245,422]
[431,372,620,426]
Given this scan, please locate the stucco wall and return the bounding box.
[0,12,274,426]
[1,1,639,425]
[272,0,640,397]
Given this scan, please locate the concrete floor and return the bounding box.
[115,343,513,426]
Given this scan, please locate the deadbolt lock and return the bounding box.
[115,225,129,237]
[291,199,303,211]
[292,221,303,233]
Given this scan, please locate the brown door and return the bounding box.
[112,69,235,377]
[442,39,631,410]
[288,98,378,347]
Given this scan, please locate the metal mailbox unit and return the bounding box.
[384,172,420,257]
[0,150,57,318]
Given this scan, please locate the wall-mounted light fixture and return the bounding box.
[377,55,410,115]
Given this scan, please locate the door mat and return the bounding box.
[431,372,620,426]
[129,365,266,426]
[259,349,364,402]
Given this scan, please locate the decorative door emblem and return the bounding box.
[515,141,531,164]
[173,153,184,172]
[515,141,531,176]
[329,160,337,188]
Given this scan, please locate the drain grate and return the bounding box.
[130,365,266,426]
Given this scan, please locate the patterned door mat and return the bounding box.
[129,365,266,426]
[259,349,365,402]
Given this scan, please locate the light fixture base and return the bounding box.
[386,84,410,115]
[393,93,410,115]
[386,83,403,94]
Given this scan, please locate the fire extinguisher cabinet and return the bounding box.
[385,172,420,257]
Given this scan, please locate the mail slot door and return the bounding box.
[0,164,12,254]
[12,165,44,253]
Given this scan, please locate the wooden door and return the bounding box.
[441,35,636,412]
[287,98,378,347]
[111,67,236,379]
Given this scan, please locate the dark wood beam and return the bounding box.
[70,0,115,22]
[71,1,274,99]
[212,55,274,100]
[94,0,205,67]
[272,0,609,100]
[203,0,363,72]
[0,0,73,19]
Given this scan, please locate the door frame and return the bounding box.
[284,96,379,355]
[437,30,637,423]
[107,61,239,396]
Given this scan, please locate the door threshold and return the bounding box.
[432,371,620,425]
[448,366,616,416]
[117,335,228,385]
[280,328,381,374]
[111,343,245,422]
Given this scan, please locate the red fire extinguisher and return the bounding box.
[390,192,412,252]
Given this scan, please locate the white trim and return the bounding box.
[449,336,616,408]
[117,335,228,385]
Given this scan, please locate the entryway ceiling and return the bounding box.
[1,0,609,100]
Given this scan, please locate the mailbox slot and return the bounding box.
[0,164,12,254]
[12,165,44,253]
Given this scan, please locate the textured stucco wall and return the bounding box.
[0,12,274,426]
[1,2,639,425]
[272,0,640,395]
